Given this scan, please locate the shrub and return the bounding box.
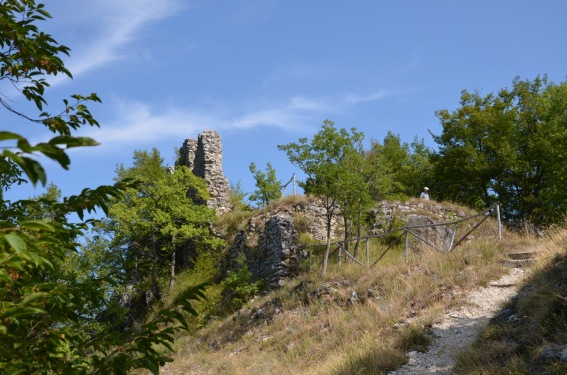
[221,255,263,310]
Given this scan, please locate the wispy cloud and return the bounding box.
[344,91,389,104]
[232,95,330,129]
[86,98,214,144]
[59,0,188,79]
[85,88,409,146]
[87,95,328,144]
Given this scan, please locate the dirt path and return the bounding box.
[388,267,526,375]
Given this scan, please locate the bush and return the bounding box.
[221,255,263,310]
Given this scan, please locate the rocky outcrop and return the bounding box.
[222,199,484,287]
[255,215,305,286]
[369,201,473,252]
[405,215,454,252]
[227,215,308,287]
[179,130,231,214]
[375,201,469,223]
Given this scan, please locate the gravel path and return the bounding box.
[388,267,526,375]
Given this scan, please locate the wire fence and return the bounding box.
[305,203,502,268]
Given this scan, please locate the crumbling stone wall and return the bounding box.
[226,215,308,287]
[223,199,477,287]
[179,130,231,214]
[405,215,454,251]
[369,201,473,252]
[376,201,469,222]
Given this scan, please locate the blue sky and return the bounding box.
[5,0,567,204]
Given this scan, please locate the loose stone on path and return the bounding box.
[388,267,525,375]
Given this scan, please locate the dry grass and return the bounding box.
[159,217,534,375]
[453,224,567,375]
[215,209,256,240]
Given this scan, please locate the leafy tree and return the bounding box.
[335,141,372,257]
[403,137,434,199]
[365,133,433,201]
[0,2,208,373]
[220,254,262,310]
[228,180,249,211]
[365,134,407,201]
[432,75,567,225]
[248,162,282,207]
[109,149,224,301]
[0,158,26,202]
[278,120,365,275]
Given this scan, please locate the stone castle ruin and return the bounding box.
[179,130,231,215]
[177,130,482,287]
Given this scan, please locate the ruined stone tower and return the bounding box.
[179,130,231,214]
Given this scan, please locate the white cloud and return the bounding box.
[58,0,189,79]
[232,95,330,129]
[88,95,324,144]
[344,91,389,104]
[86,98,212,144]
[82,87,411,147]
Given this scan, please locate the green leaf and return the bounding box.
[20,221,55,232]
[0,132,24,141]
[16,138,33,152]
[27,251,40,266]
[21,292,49,305]
[5,234,26,253]
[0,272,13,284]
[4,151,47,186]
[37,9,51,18]
[2,306,45,319]
[33,143,70,169]
[48,136,99,148]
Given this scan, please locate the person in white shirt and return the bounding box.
[420,187,430,200]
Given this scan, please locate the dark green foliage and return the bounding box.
[0,2,211,373]
[381,214,407,247]
[365,133,433,201]
[432,75,567,226]
[0,158,26,200]
[0,175,208,374]
[108,148,224,301]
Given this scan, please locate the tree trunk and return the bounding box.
[322,213,332,276]
[151,235,162,300]
[342,215,350,258]
[151,274,161,301]
[168,250,176,295]
[168,235,177,295]
[354,220,362,258]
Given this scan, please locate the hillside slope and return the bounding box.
[160,200,556,374]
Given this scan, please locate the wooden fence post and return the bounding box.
[448,223,457,251]
[404,229,409,261]
[365,238,369,266]
[496,203,502,240]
